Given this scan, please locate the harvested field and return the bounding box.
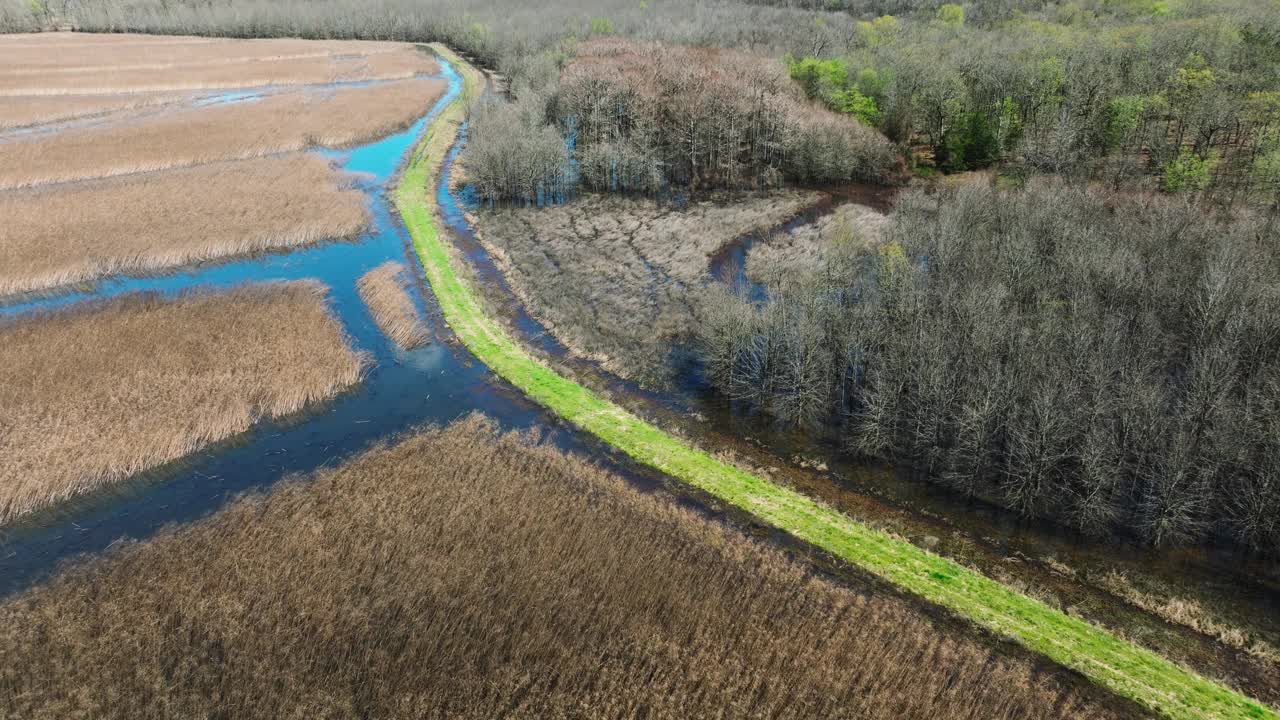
[0,47,436,95]
[0,281,367,524]
[357,261,429,349]
[0,78,446,188]
[0,416,1126,720]
[0,155,370,299]
[472,191,816,379]
[746,202,889,285]
[0,92,188,130]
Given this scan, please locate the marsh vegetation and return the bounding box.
[0,155,369,298]
[0,416,1128,720]
[0,44,434,95]
[743,202,888,285]
[0,281,366,525]
[0,35,407,70]
[472,192,819,378]
[0,32,445,526]
[0,76,445,188]
[0,10,1275,719]
[357,261,429,349]
[0,91,187,130]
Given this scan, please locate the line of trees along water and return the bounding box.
[697,183,1280,555]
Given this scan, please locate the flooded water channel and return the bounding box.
[0,55,654,595]
[2,48,1278,703]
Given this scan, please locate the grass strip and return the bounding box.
[397,44,1278,720]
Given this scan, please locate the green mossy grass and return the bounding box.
[397,44,1278,720]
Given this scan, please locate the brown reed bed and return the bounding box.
[0,155,370,299]
[0,36,408,73]
[0,47,436,95]
[0,78,446,189]
[0,415,1132,719]
[0,92,188,130]
[0,281,367,524]
[0,32,216,48]
[357,261,429,349]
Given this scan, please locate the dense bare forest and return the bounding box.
[470,39,900,200]
[698,184,1280,552]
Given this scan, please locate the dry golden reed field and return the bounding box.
[0,33,433,89]
[0,155,369,298]
[0,77,446,188]
[0,416,1130,720]
[357,261,430,349]
[0,281,367,525]
[0,46,435,95]
[0,33,443,522]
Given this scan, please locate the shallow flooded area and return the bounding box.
[0,49,550,592]
[2,32,1277,711]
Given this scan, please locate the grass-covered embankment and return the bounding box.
[397,45,1278,720]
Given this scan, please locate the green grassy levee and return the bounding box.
[398,44,1278,720]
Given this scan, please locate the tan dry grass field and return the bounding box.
[0,416,1128,719]
[0,92,189,130]
[0,77,446,188]
[0,32,217,49]
[0,47,437,95]
[0,155,370,299]
[0,31,215,43]
[357,261,429,349]
[0,281,368,524]
[0,35,410,73]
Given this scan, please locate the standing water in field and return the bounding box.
[0,54,643,595]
